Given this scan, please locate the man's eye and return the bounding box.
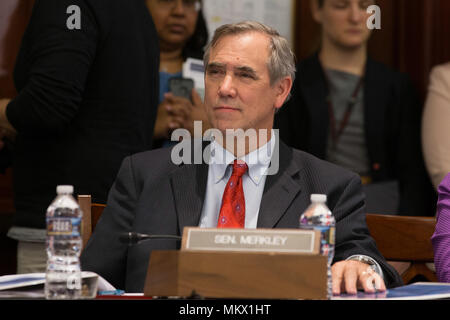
[207,69,221,75]
[239,72,254,79]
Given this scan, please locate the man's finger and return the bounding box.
[331,263,344,295]
[361,270,386,293]
[360,267,377,293]
[343,265,358,295]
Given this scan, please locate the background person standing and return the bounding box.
[0,0,160,273]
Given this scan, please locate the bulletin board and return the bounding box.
[202,0,295,45]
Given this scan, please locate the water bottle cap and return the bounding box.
[310,194,327,203]
[56,185,74,194]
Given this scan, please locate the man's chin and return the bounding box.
[211,119,241,133]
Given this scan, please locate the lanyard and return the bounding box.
[325,74,364,148]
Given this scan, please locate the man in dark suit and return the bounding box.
[81,21,402,294]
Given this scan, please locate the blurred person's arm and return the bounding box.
[422,63,450,190]
[432,173,450,282]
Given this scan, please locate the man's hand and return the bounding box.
[331,260,386,295]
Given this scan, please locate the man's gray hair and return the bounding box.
[203,21,296,86]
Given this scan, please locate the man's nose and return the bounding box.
[218,75,237,98]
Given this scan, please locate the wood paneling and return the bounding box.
[395,0,450,99]
[144,250,328,299]
[294,0,320,62]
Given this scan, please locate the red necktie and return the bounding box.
[217,160,248,228]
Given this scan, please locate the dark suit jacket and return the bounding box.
[275,53,436,216]
[5,0,159,229]
[81,140,403,292]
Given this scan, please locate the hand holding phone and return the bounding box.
[169,77,194,100]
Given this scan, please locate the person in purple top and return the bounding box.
[432,172,450,282]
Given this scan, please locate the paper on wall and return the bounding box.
[202,0,294,45]
[183,57,205,100]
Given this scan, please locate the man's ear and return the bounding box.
[274,76,293,110]
[310,0,322,24]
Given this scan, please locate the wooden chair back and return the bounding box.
[78,195,106,249]
[365,213,437,284]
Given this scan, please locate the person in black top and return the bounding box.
[275,0,435,216]
[0,0,160,273]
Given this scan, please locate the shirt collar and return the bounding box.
[209,131,275,186]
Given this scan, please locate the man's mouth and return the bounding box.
[214,105,240,112]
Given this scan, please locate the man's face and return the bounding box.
[204,32,289,137]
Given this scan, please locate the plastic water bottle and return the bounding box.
[299,194,336,299]
[45,185,83,299]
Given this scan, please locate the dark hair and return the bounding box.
[182,9,208,60]
[317,0,325,7]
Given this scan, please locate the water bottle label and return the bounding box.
[329,226,335,245]
[313,225,335,246]
[47,218,81,236]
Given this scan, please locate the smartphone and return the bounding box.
[169,77,194,100]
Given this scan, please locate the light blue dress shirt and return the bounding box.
[199,136,275,229]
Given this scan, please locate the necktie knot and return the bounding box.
[232,160,248,178]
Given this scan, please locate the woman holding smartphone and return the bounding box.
[146,0,210,147]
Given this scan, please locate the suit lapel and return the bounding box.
[170,141,209,235]
[257,141,302,228]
